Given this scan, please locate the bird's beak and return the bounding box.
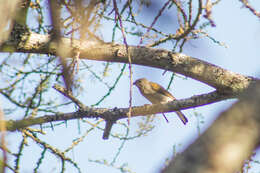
[133,81,137,85]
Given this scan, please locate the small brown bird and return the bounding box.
[134,78,188,124]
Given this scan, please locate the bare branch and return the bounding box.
[53,84,86,110]
[1,28,257,94]
[162,81,260,173]
[4,91,233,132]
[239,0,260,20]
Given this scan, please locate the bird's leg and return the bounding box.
[162,113,169,123]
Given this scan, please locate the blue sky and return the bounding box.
[4,0,260,173]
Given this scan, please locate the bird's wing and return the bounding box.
[150,82,176,100]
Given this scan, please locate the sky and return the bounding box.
[4,0,260,173]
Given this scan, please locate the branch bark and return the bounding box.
[1,26,258,94]
[4,91,232,132]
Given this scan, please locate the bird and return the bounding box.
[134,78,188,124]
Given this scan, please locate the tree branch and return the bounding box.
[162,82,260,173]
[4,90,233,132]
[1,26,258,95]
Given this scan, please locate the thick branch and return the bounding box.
[5,91,232,131]
[1,27,258,94]
[162,82,260,173]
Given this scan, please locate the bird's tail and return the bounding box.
[176,111,188,125]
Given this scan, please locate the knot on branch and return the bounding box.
[102,107,121,140]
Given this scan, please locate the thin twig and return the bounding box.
[113,0,133,125]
